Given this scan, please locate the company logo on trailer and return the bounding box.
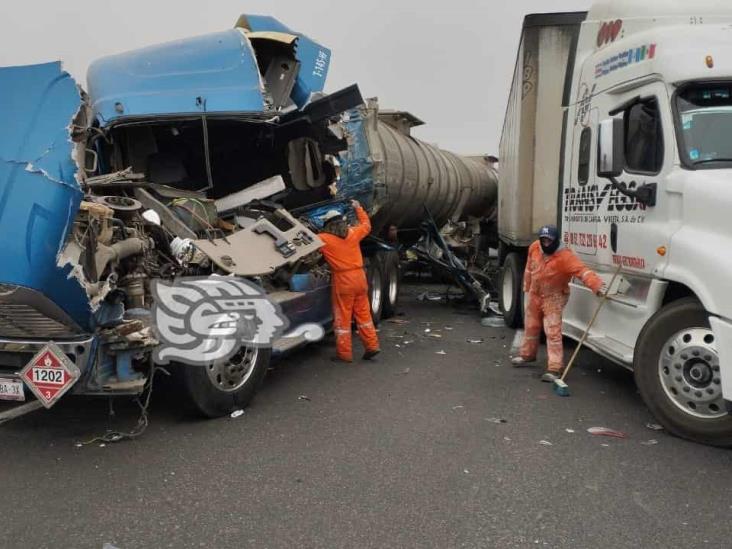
[597,19,623,48]
[595,43,657,79]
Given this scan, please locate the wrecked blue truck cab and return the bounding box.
[0,18,361,417]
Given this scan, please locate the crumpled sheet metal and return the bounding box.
[0,61,90,325]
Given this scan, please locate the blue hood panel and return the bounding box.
[87,29,266,126]
[0,62,90,326]
[238,15,331,108]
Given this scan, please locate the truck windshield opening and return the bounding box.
[677,84,732,168]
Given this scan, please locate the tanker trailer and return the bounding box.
[304,98,499,319]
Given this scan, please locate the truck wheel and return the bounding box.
[500,252,525,328]
[634,298,732,447]
[179,346,271,418]
[380,250,401,319]
[365,256,384,324]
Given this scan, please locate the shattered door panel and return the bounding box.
[194,209,322,276]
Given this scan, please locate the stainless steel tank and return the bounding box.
[338,99,498,236]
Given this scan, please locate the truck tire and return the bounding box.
[365,256,384,324]
[634,298,732,447]
[380,250,401,319]
[179,346,271,418]
[500,252,525,328]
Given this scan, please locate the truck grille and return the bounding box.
[0,304,77,338]
[0,284,81,338]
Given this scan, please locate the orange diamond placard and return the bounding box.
[20,342,80,408]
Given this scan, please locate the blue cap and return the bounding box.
[538,225,558,241]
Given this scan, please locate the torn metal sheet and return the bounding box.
[214,175,286,214]
[0,61,91,326]
[235,14,331,108]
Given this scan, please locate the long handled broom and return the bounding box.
[553,264,623,397]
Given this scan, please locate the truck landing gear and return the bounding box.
[635,298,732,447]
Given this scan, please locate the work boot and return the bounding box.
[511,356,535,367]
[540,370,562,383]
[362,349,381,361]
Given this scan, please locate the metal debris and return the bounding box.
[587,427,627,439]
[485,417,507,424]
[645,423,664,431]
[539,440,553,446]
[565,428,575,433]
[641,439,659,446]
[466,337,484,344]
[297,395,311,401]
[230,409,244,418]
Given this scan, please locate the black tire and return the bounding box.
[178,346,271,418]
[365,256,384,324]
[634,298,732,447]
[499,252,525,328]
[380,250,401,319]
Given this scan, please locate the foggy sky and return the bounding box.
[1,0,591,154]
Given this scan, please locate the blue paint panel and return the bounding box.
[303,108,374,228]
[241,15,331,107]
[87,29,266,126]
[0,62,91,326]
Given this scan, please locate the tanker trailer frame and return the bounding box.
[304,99,500,317]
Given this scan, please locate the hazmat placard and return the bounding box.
[19,343,80,408]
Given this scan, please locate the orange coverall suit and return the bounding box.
[519,241,603,373]
[319,206,380,361]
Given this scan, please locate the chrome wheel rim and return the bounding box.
[658,327,725,419]
[206,346,259,393]
[388,268,399,305]
[370,270,382,313]
[502,268,514,312]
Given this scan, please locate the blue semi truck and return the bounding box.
[0,15,496,420]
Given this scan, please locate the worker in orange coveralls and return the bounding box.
[511,225,606,382]
[319,200,380,363]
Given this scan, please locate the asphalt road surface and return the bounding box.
[2,283,731,549]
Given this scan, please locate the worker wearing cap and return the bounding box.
[511,225,606,381]
[319,200,380,362]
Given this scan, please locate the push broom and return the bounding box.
[553,264,622,397]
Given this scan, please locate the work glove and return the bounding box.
[596,282,609,297]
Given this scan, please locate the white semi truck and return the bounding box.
[498,1,732,446]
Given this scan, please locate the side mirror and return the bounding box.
[597,118,625,178]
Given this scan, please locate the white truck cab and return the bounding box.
[499,1,732,445]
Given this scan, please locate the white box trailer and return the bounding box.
[498,1,732,447]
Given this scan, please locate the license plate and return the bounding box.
[0,378,25,401]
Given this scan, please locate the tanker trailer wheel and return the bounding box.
[380,250,401,319]
[365,256,384,324]
[179,346,271,418]
[634,298,732,447]
[499,252,525,328]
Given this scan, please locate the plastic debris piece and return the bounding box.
[587,427,627,438]
[297,395,311,401]
[601,443,610,447]
[641,439,659,446]
[565,428,575,434]
[424,328,431,333]
[466,338,484,344]
[481,317,505,328]
[463,469,470,474]
[539,440,553,446]
[395,344,401,348]
[418,291,443,302]
[99,443,106,448]
[230,409,244,418]
[503,436,511,441]
[444,326,454,331]
[74,443,83,448]
[485,417,507,424]
[646,423,664,431]
[452,405,465,410]
[426,333,443,339]
[436,350,446,355]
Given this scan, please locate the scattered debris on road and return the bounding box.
[485,417,507,424]
[646,423,664,431]
[466,337,484,344]
[641,439,659,446]
[297,395,311,402]
[539,440,553,446]
[436,350,446,355]
[230,409,244,418]
[587,427,627,439]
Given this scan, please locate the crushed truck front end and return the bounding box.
[0,17,360,417]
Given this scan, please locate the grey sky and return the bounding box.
[1,0,590,154]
